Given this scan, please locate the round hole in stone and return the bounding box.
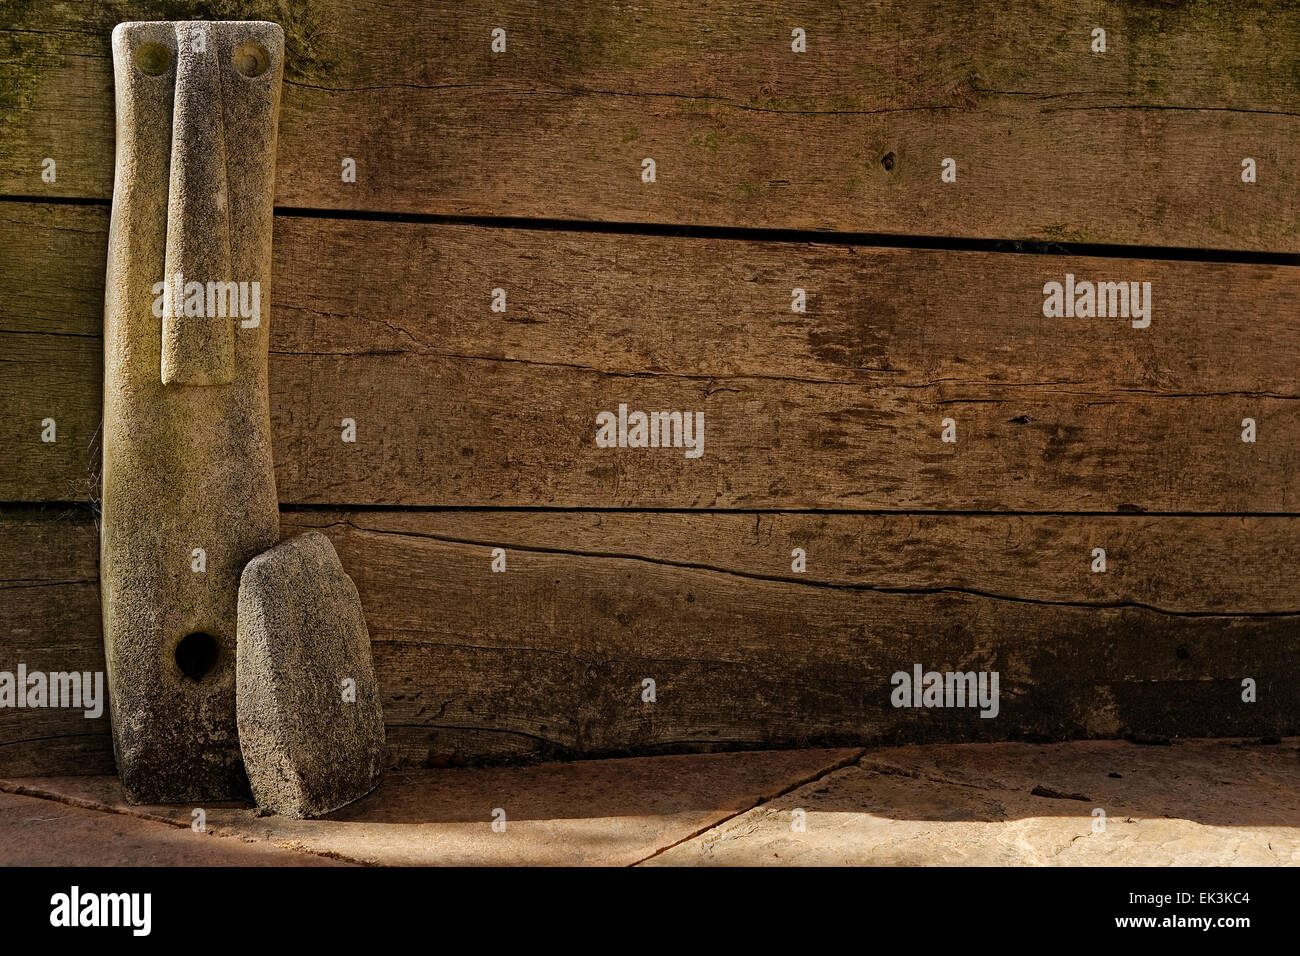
[233,41,270,78]
[134,42,173,76]
[880,151,896,172]
[175,631,219,681]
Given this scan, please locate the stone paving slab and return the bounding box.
[6,740,1295,866]
[856,738,1300,827]
[4,748,860,866]
[0,790,347,866]
[644,739,1300,866]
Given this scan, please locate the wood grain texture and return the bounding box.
[4,1,1295,785]
[0,509,112,775]
[3,0,1298,248]
[4,204,1297,510]
[2,508,1295,774]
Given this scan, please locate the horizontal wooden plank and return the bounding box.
[2,508,1296,774]
[3,204,1297,510]
[330,509,1300,614]
[3,1,1298,249]
[0,509,112,776]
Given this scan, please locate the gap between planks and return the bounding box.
[1,194,1298,267]
[6,503,1300,518]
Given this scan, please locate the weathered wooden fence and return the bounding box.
[2,0,1297,773]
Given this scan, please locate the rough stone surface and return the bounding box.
[101,21,284,802]
[5,749,860,865]
[3,741,1295,865]
[0,790,345,866]
[237,531,386,818]
[645,739,1300,866]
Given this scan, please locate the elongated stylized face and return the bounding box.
[103,21,284,804]
[109,19,283,388]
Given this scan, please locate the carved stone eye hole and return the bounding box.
[134,42,173,76]
[233,41,271,78]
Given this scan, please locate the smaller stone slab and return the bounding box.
[0,791,347,866]
[236,531,385,818]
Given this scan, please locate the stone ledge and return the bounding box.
[4,740,1295,866]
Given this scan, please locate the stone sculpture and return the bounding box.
[102,21,383,813]
[238,532,385,818]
